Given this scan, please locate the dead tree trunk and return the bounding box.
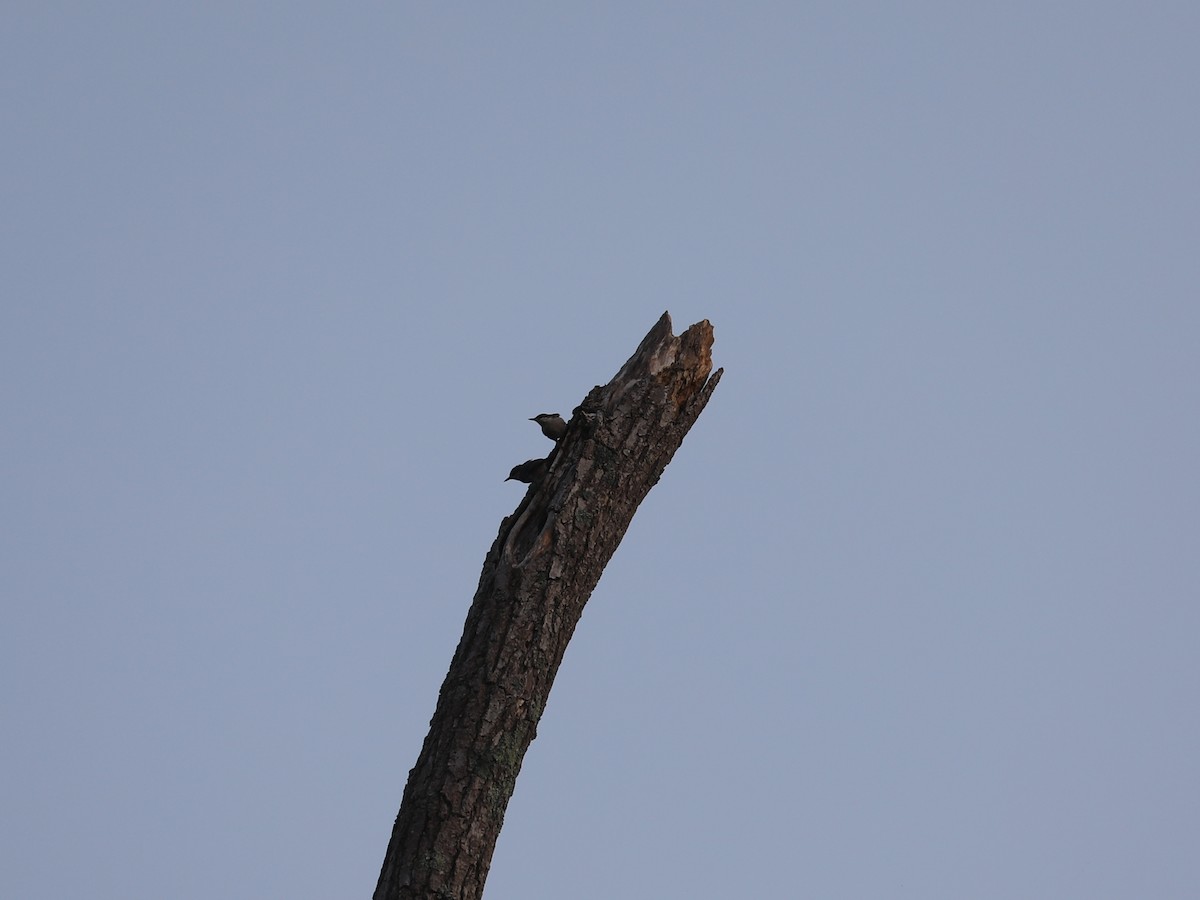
[374,312,722,900]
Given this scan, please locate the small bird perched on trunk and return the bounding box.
[530,413,567,441]
[505,457,548,484]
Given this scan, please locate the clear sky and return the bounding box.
[3,4,1198,898]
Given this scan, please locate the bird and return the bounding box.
[505,458,548,484]
[530,413,567,441]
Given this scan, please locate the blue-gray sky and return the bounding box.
[3,4,1198,898]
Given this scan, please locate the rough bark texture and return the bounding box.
[374,312,721,900]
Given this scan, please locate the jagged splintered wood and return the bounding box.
[374,312,722,900]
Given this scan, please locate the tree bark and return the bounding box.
[374,312,722,900]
